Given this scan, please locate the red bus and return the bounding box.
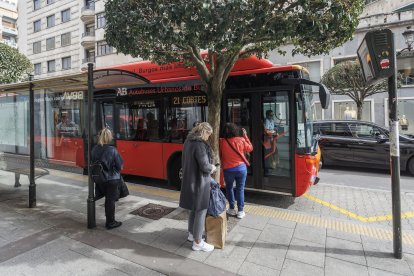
[0,55,328,196]
[90,55,328,196]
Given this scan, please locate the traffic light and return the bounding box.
[357,29,395,85]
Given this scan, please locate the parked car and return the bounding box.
[313,120,414,175]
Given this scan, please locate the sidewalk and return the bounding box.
[0,170,414,275]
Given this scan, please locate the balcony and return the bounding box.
[81,31,95,48]
[80,4,95,23]
[2,27,17,36]
[1,40,17,48]
[82,56,96,64]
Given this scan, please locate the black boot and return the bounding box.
[106,221,122,230]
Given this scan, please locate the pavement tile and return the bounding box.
[204,244,250,273]
[292,223,326,245]
[368,267,408,276]
[280,259,324,276]
[327,228,361,243]
[326,237,366,266]
[226,225,261,249]
[151,228,187,253]
[286,238,325,268]
[245,242,287,270]
[325,256,369,276]
[364,251,412,276]
[267,217,297,229]
[237,213,269,231]
[237,261,280,276]
[258,224,294,246]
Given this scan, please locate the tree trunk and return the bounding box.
[207,79,223,181]
[356,102,363,120]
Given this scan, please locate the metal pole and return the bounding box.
[29,74,36,208]
[389,34,402,258]
[87,63,96,228]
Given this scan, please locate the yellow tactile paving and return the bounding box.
[304,193,414,223]
[48,169,414,245]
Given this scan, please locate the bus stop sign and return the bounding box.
[357,29,395,85]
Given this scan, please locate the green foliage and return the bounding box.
[104,0,364,162]
[321,60,388,119]
[105,0,364,67]
[0,43,32,84]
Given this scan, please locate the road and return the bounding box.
[318,165,414,193]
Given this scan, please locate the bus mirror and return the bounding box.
[319,84,330,109]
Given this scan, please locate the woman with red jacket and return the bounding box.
[219,123,253,219]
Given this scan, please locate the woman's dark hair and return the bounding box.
[222,123,240,138]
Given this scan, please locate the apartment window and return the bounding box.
[33,20,41,32]
[34,63,41,75]
[97,41,113,56]
[46,37,55,50]
[47,15,55,28]
[61,56,71,70]
[47,60,55,72]
[61,9,71,23]
[398,56,414,86]
[96,13,106,29]
[47,0,55,4]
[61,32,71,46]
[33,0,40,10]
[33,41,41,54]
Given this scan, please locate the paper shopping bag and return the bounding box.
[205,211,227,249]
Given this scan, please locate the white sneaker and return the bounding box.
[192,240,214,252]
[188,233,194,242]
[226,208,237,216]
[237,211,246,219]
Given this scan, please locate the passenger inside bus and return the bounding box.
[146,112,159,140]
[263,110,280,173]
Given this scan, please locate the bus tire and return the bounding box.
[408,157,414,176]
[169,157,182,190]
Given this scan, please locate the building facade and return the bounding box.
[17,0,140,79]
[269,0,414,136]
[0,0,18,48]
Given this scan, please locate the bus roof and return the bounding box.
[105,55,304,84]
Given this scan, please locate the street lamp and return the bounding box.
[398,27,414,56]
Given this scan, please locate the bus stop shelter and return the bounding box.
[0,65,149,228]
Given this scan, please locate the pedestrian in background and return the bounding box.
[92,128,124,230]
[179,122,217,252]
[220,123,253,219]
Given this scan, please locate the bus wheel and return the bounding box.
[408,157,414,176]
[169,157,182,190]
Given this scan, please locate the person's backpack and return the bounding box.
[90,150,109,184]
[208,178,227,217]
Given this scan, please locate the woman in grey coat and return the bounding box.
[179,122,216,252]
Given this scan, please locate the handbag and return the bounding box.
[207,179,227,217]
[118,176,129,198]
[225,139,250,166]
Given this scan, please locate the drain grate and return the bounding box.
[130,203,176,220]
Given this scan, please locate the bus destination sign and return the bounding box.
[117,84,202,97]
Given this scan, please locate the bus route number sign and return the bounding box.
[172,95,207,106]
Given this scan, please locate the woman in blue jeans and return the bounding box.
[219,123,253,219]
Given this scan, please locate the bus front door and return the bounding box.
[225,91,293,194]
[259,92,293,193]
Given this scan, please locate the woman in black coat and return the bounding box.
[179,122,216,252]
[91,128,124,230]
